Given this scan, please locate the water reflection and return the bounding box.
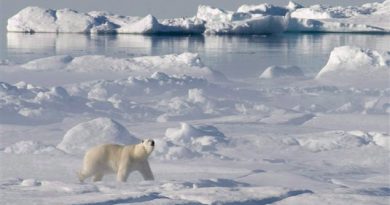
[5,33,390,78]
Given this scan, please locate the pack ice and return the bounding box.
[7,0,390,34]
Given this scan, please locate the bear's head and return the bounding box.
[141,139,155,156]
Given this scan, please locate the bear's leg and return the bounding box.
[117,161,130,182]
[93,173,104,182]
[138,161,154,180]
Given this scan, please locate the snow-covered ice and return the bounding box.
[1,43,389,204]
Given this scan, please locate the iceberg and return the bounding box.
[7,7,205,34]
[196,5,288,34]
[7,1,390,34]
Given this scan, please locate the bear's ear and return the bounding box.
[141,140,144,143]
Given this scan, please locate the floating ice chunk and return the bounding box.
[197,5,288,34]
[57,117,139,154]
[259,65,304,79]
[7,6,205,34]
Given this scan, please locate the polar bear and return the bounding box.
[78,139,155,182]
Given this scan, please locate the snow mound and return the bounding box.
[57,117,139,154]
[315,46,390,87]
[153,123,228,159]
[3,141,59,154]
[7,7,205,34]
[20,53,224,81]
[197,5,288,34]
[156,88,221,122]
[259,65,304,79]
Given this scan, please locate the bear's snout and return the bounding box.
[151,140,155,146]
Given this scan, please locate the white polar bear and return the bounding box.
[78,139,155,182]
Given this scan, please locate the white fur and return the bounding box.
[78,139,155,182]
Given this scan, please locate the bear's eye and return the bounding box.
[141,140,144,143]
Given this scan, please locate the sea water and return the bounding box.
[1,33,389,80]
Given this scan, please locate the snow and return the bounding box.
[57,117,139,154]
[259,65,304,79]
[8,1,390,34]
[2,2,390,204]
